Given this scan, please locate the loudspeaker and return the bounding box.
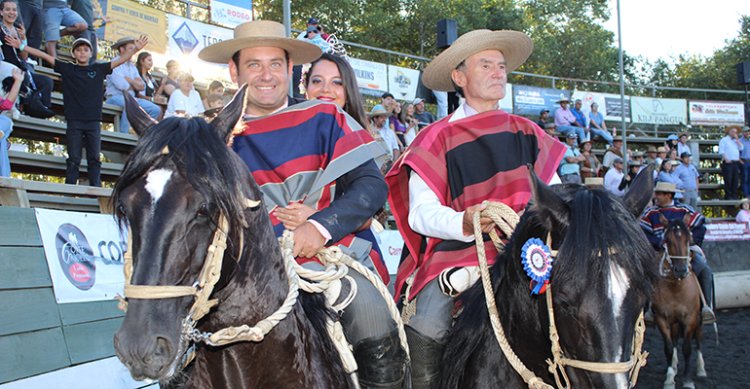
[437,19,457,49]
[736,61,750,85]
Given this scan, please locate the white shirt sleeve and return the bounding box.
[407,172,474,242]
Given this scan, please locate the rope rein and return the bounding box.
[474,200,648,389]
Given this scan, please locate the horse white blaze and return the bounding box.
[608,261,630,322]
[145,169,173,204]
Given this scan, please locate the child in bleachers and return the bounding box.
[0,67,23,177]
[7,34,148,186]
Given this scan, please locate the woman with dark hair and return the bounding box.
[304,52,368,128]
[154,59,180,99]
[580,140,601,178]
[135,51,159,100]
[399,101,418,146]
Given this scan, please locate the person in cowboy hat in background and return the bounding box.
[639,181,716,323]
[553,95,586,143]
[199,20,405,388]
[385,28,566,387]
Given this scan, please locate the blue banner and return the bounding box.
[512,85,570,116]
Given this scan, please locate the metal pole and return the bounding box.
[283,0,292,96]
[616,0,628,166]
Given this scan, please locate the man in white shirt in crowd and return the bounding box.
[718,125,744,199]
[370,105,400,160]
[385,28,566,387]
[604,157,626,196]
[677,132,691,158]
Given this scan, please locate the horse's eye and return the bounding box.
[197,203,212,216]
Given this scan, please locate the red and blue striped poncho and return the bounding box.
[232,100,390,282]
[386,109,567,300]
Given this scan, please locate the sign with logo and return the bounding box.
[387,64,420,102]
[376,229,404,275]
[705,222,750,242]
[688,100,746,126]
[631,96,687,125]
[572,90,631,123]
[349,57,388,96]
[210,0,253,28]
[512,85,569,116]
[167,15,233,75]
[35,209,127,303]
[102,0,167,53]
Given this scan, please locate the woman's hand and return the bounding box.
[274,202,316,230]
[4,35,20,49]
[11,68,23,82]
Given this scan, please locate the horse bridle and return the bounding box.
[658,242,692,278]
[473,202,649,389]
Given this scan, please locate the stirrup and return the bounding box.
[701,306,716,325]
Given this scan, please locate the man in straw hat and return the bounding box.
[719,124,744,199]
[199,20,405,388]
[639,181,716,323]
[553,95,587,143]
[385,28,566,386]
[602,135,625,171]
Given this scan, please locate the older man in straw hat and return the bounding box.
[385,28,566,387]
[198,20,405,388]
[640,181,716,323]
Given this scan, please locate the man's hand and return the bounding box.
[293,222,327,258]
[134,34,149,50]
[274,202,316,230]
[462,203,494,236]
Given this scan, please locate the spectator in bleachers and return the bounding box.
[571,99,588,139]
[0,0,54,118]
[674,152,700,209]
[657,159,684,202]
[631,150,645,171]
[303,25,330,53]
[68,0,96,64]
[14,35,148,186]
[135,51,158,102]
[668,147,678,161]
[400,101,419,146]
[0,67,23,177]
[370,104,400,160]
[645,145,658,165]
[604,157,626,196]
[719,125,743,200]
[17,0,41,57]
[42,0,87,58]
[620,160,642,191]
[737,198,750,224]
[587,102,612,145]
[413,97,435,130]
[105,36,160,133]
[202,80,224,107]
[155,59,180,100]
[390,101,407,148]
[536,108,555,134]
[677,132,691,157]
[165,72,205,118]
[665,133,679,153]
[553,97,586,143]
[559,132,583,184]
[655,146,667,167]
[740,127,750,197]
[602,135,624,170]
[580,140,601,179]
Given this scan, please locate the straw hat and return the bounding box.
[370,105,388,117]
[584,177,604,187]
[613,136,623,142]
[421,29,532,92]
[725,124,743,134]
[654,182,682,193]
[656,146,667,153]
[198,20,322,64]
[111,36,135,51]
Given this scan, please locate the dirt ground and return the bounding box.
[636,307,750,388]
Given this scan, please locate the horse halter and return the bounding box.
[659,241,692,278]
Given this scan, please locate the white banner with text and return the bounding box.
[689,100,746,126]
[631,96,687,125]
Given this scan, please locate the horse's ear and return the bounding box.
[527,164,569,229]
[622,163,655,217]
[682,212,691,226]
[123,92,157,136]
[212,84,248,143]
[659,213,669,227]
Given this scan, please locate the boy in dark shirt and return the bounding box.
[5,33,148,186]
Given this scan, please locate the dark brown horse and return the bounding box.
[112,88,351,388]
[651,214,706,389]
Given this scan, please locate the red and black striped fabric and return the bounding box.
[386,109,566,300]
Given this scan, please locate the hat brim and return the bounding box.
[422,30,532,92]
[111,39,135,50]
[198,37,322,65]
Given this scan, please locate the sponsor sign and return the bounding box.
[631,96,687,125]
[705,222,750,242]
[167,15,233,72]
[513,85,569,116]
[572,90,631,123]
[210,0,253,28]
[102,0,167,53]
[376,229,404,275]
[688,100,746,126]
[35,209,127,303]
[387,65,420,102]
[349,57,388,96]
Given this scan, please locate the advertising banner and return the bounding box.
[103,0,167,53]
[631,96,687,125]
[349,57,388,96]
[210,0,253,28]
[705,222,750,242]
[387,65,420,102]
[688,100,746,126]
[513,85,569,116]
[572,90,631,123]
[167,15,233,71]
[35,209,127,303]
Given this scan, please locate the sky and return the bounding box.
[603,0,748,62]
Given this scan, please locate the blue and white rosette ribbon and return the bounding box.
[521,238,554,295]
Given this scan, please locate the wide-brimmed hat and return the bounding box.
[584,177,604,187]
[654,182,682,193]
[613,135,623,142]
[111,36,135,51]
[632,151,645,158]
[370,105,388,117]
[421,29,532,92]
[657,146,667,153]
[647,145,657,153]
[725,124,743,133]
[555,94,570,104]
[199,20,322,65]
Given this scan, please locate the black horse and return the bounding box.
[112,87,351,388]
[441,167,659,388]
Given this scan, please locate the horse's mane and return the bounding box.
[112,117,258,247]
[442,185,658,387]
